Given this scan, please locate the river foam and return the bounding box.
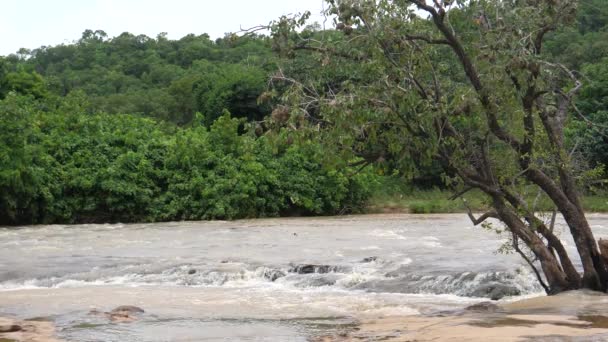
[2,214,606,341]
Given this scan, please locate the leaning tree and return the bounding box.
[258,0,608,294]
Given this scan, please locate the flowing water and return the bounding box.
[1,213,608,341]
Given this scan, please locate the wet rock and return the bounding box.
[291,265,316,274]
[465,302,502,313]
[289,264,342,274]
[87,306,145,323]
[361,257,378,263]
[110,305,144,314]
[470,284,521,300]
[108,312,138,323]
[304,276,338,287]
[261,269,286,282]
[188,269,197,275]
[110,306,145,321]
[0,323,22,333]
[0,317,61,342]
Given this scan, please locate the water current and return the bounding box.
[1,213,607,341]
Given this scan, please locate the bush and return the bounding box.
[0,97,372,225]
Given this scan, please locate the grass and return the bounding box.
[582,195,608,212]
[367,188,489,214]
[365,178,608,214]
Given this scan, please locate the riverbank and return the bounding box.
[366,189,608,214]
[316,290,608,341]
[5,290,608,342]
[0,317,61,342]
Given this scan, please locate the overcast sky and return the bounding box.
[0,0,327,56]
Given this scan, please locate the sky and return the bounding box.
[0,0,328,56]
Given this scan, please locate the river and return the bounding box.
[1,213,608,341]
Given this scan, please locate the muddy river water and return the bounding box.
[2,214,608,341]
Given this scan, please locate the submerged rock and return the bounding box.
[88,306,145,323]
[188,269,197,275]
[465,302,502,313]
[108,313,137,323]
[469,284,521,300]
[293,274,340,287]
[87,309,105,316]
[0,323,22,333]
[261,269,286,282]
[0,317,61,341]
[361,257,378,263]
[110,305,144,314]
[289,264,343,274]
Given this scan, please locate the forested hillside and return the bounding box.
[0,32,376,225]
[0,0,606,225]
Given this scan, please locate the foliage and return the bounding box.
[1,2,607,232]
[5,31,275,125]
[0,95,371,225]
[265,0,608,292]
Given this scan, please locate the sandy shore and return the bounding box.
[335,314,608,341]
[316,291,608,341]
[0,317,62,342]
[4,290,608,341]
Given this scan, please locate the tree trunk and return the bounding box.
[492,197,571,293]
[599,239,608,266]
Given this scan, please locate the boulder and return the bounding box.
[361,257,378,263]
[261,269,286,282]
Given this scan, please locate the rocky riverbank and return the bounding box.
[0,305,146,342]
[0,317,62,342]
[314,290,608,341]
[4,291,608,341]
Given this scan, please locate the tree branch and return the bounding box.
[512,232,550,294]
[462,198,497,225]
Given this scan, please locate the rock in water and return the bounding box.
[465,302,502,313]
[261,269,286,282]
[361,256,378,263]
[110,305,144,314]
[469,284,521,300]
[0,323,22,333]
[188,269,197,275]
[108,312,138,323]
[101,306,146,323]
[289,264,342,274]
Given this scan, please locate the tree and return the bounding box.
[267,0,608,294]
[194,63,269,125]
[0,58,9,99]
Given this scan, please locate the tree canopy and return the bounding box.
[263,0,608,294]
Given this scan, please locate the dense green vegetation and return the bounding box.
[0,30,376,225]
[0,0,606,226]
[0,93,373,225]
